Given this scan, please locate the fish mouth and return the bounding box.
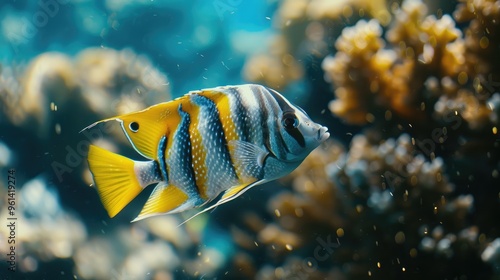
[317,126,330,142]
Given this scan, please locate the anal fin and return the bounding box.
[222,182,256,201]
[132,183,192,222]
[177,179,266,226]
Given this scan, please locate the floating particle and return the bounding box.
[50,102,58,111]
[410,248,418,257]
[55,123,61,135]
[395,232,405,244]
[274,209,281,217]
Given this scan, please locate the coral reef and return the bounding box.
[0,175,227,279]
[243,0,392,90]
[0,48,169,138]
[232,0,500,279]
[0,176,86,273]
[0,0,499,279]
[226,134,493,279]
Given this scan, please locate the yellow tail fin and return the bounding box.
[88,145,145,218]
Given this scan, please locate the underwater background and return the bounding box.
[0,0,499,279]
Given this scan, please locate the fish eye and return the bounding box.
[129,122,139,132]
[282,113,299,130]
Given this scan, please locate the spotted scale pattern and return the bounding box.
[135,160,163,188]
[159,85,301,204]
[190,94,238,198]
[165,104,203,205]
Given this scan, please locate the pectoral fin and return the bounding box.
[228,140,268,179]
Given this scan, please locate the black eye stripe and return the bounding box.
[267,87,305,148]
[287,127,305,148]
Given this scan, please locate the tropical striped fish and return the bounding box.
[84,84,329,222]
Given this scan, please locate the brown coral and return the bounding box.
[243,0,391,89]
[0,48,170,139]
[324,0,471,126]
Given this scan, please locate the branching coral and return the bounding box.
[228,134,496,279]
[243,0,391,89]
[0,47,174,278]
[324,0,465,125]
[230,1,500,279]
[323,0,500,135]
[322,19,398,124]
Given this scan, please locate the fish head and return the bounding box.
[267,88,330,162]
[82,102,176,160]
[278,105,329,161]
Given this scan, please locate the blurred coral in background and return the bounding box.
[0,0,499,279]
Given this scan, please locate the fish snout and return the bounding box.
[318,126,330,142]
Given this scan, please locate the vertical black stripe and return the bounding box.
[176,104,202,199]
[229,87,250,142]
[157,135,168,181]
[266,86,306,149]
[191,94,238,182]
[277,129,291,153]
[268,93,289,159]
[254,88,272,154]
[287,128,306,148]
[258,86,289,160]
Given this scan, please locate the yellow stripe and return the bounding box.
[198,90,245,179]
[198,90,238,142]
[185,102,209,200]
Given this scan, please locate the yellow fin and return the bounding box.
[87,145,144,218]
[222,183,253,200]
[132,183,190,222]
